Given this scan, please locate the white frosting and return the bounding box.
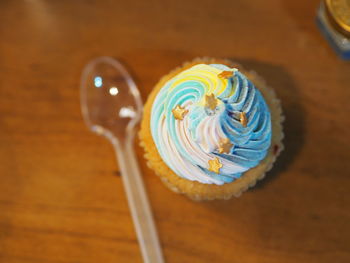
[156,101,245,185]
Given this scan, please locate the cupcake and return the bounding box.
[139,58,284,200]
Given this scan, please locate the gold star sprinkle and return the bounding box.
[218,138,233,154]
[240,112,247,127]
[208,157,223,174]
[218,70,234,79]
[205,93,218,110]
[172,105,188,120]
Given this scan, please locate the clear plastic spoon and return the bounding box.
[80,56,164,263]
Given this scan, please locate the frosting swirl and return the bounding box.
[150,64,272,185]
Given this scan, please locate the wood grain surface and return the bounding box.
[0,0,349,262]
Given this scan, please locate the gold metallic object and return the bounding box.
[218,70,234,79]
[240,112,247,127]
[205,93,218,110]
[208,157,223,174]
[324,0,350,37]
[218,138,233,154]
[172,105,188,120]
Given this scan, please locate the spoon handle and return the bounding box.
[114,136,164,263]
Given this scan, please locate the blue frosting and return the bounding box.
[150,64,272,184]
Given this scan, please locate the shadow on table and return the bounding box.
[194,59,305,230]
[229,58,305,191]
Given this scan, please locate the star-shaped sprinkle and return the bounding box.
[208,157,223,174]
[240,112,247,127]
[218,70,234,79]
[218,138,233,154]
[205,93,218,110]
[172,105,188,120]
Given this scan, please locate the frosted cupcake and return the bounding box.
[140,58,284,200]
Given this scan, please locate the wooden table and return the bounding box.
[1,0,349,262]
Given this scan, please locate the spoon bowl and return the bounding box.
[80,56,142,141]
